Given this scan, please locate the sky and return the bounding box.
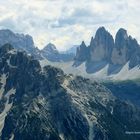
[0,0,140,51]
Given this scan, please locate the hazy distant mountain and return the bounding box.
[41,43,75,62]
[64,45,79,55]
[41,43,60,61]
[1,44,140,140]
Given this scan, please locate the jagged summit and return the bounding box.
[43,43,59,54]
[41,43,75,62]
[116,28,128,37]
[41,43,59,61]
[74,41,89,62]
[96,26,106,31]
[95,26,109,37]
[81,41,86,46]
[90,36,94,46]
[89,27,114,62]
[45,43,58,50]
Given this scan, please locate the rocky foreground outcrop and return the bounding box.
[0,44,140,140]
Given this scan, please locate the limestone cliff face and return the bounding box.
[75,27,140,70]
[89,27,114,62]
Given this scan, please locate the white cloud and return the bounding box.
[0,0,140,51]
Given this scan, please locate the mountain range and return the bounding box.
[0,27,140,80]
[40,27,140,80]
[0,29,75,62]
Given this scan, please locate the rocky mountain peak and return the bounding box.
[41,43,59,61]
[89,27,114,62]
[81,41,86,48]
[41,43,75,62]
[116,28,128,38]
[74,41,89,62]
[95,26,107,38]
[43,43,59,54]
[94,26,114,43]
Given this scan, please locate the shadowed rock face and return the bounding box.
[0,44,140,140]
[41,43,60,61]
[75,41,89,62]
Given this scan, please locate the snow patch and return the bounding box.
[6,57,17,68]
[8,49,17,55]
[9,133,14,140]
[85,114,94,140]
[111,106,113,115]
[0,88,16,136]
[59,133,65,140]
[0,74,7,100]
